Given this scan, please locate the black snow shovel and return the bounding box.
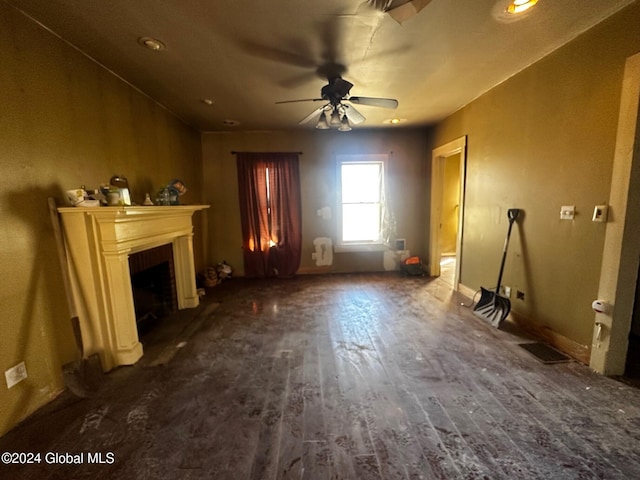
[473,208,521,328]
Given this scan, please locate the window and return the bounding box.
[337,154,388,250]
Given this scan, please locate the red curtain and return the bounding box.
[236,152,302,278]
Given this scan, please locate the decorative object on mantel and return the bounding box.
[143,193,154,205]
[65,187,100,207]
[65,174,137,207]
[171,179,187,195]
[156,186,175,205]
[110,175,129,189]
[108,174,132,206]
[156,179,187,205]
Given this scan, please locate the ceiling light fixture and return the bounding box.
[200,98,214,106]
[506,0,539,14]
[137,36,166,51]
[329,108,342,127]
[338,116,352,132]
[315,112,330,130]
[383,117,408,125]
[315,106,353,132]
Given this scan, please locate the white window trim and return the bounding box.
[336,154,389,253]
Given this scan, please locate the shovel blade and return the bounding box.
[473,287,511,328]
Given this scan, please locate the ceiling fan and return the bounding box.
[276,76,398,131]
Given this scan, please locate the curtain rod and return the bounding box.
[231,151,303,155]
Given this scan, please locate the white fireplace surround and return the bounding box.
[58,205,209,371]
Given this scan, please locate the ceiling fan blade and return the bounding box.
[348,97,399,109]
[275,98,324,104]
[298,105,328,125]
[343,104,365,125]
[280,71,319,89]
[238,39,316,69]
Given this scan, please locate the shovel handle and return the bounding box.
[496,208,521,291]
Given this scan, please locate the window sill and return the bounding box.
[334,243,389,253]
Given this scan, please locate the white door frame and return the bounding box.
[429,136,467,288]
[590,52,640,375]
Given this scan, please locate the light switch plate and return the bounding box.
[560,205,575,220]
[592,205,608,222]
[5,361,27,389]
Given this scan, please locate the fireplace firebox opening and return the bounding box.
[129,244,178,334]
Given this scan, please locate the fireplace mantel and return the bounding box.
[58,205,209,371]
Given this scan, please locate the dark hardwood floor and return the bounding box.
[2,273,640,479]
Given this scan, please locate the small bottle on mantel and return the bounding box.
[143,193,154,206]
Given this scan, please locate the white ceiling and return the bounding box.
[7,0,637,132]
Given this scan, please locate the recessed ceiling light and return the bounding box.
[506,0,538,14]
[201,99,214,106]
[138,36,166,51]
[492,0,538,23]
[383,118,407,125]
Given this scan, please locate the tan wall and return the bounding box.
[431,2,640,347]
[0,4,203,436]
[440,153,461,255]
[201,129,429,276]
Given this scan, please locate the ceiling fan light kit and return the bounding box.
[338,116,352,132]
[314,106,352,132]
[315,112,330,130]
[329,109,342,127]
[277,75,399,131]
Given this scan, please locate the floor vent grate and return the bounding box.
[518,342,571,364]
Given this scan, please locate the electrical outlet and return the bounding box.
[560,205,575,220]
[502,286,511,298]
[5,361,27,389]
[592,205,608,222]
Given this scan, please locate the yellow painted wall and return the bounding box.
[0,4,203,436]
[201,129,430,275]
[440,153,460,255]
[431,2,640,347]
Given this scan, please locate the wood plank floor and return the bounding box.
[2,273,640,479]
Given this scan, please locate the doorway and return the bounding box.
[429,136,467,289]
[439,153,461,286]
